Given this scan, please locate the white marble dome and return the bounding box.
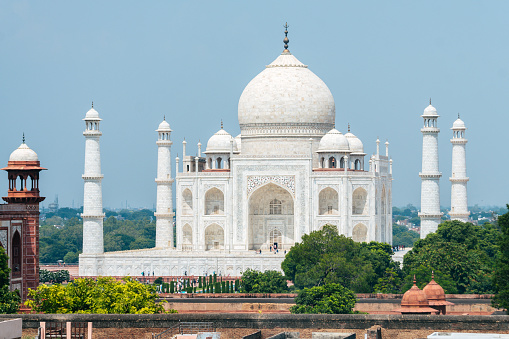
[238,52,335,135]
[423,104,437,116]
[205,128,238,153]
[157,119,171,131]
[452,118,466,129]
[85,108,101,120]
[318,129,349,152]
[345,132,364,154]
[9,143,39,162]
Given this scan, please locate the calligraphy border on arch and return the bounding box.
[246,175,295,198]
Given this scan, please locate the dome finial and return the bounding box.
[164,115,166,121]
[221,119,223,129]
[22,133,25,144]
[348,123,351,132]
[413,274,417,285]
[431,271,435,280]
[458,113,460,119]
[429,97,431,105]
[91,101,94,108]
[283,22,290,53]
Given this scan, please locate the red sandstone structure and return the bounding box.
[423,272,454,314]
[393,276,439,314]
[0,139,45,300]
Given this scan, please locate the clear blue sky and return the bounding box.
[0,1,507,209]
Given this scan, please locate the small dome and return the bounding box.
[157,119,171,131]
[205,128,238,153]
[423,104,437,116]
[452,118,466,130]
[318,129,350,152]
[9,143,39,162]
[84,108,101,120]
[393,276,439,314]
[345,132,364,154]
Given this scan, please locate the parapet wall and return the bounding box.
[4,313,509,331]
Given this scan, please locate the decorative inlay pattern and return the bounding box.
[204,184,224,192]
[0,230,6,248]
[12,226,21,237]
[204,220,225,229]
[247,176,295,197]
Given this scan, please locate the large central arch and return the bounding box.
[248,183,294,250]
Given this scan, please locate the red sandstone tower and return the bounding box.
[0,138,45,301]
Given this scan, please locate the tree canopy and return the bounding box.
[392,224,420,247]
[492,205,509,313]
[240,269,289,293]
[40,211,156,263]
[281,225,400,293]
[290,283,357,314]
[402,220,500,294]
[26,277,173,314]
[0,246,20,314]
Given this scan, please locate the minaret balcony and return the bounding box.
[155,178,174,184]
[156,140,173,146]
[82,174,104,180]
[450,139,468,144]
[420,127,440,133]
[419,172,442,178]
[449,177,469,182]
[83,130,102,136]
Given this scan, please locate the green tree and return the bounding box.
[403,220,499,294]
[0,246,20,313]
[290,283,356,314]
[26,277,174,314]
[240,269,289,293]
[493,205,509,313]
[399,265,457,294]
[373,267,402,294]
[392,224,420,247]
[281,225,400,292]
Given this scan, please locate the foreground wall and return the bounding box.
[3,313,509,331]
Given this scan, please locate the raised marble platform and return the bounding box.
[79,249,285,277]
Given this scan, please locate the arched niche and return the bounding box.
[248,183,294,250]
[319,187,339,215]
[182,224,192,251]
[182,189,193,215]
[12,231,21,278]
[352,187,368,215]
[204,223,224,251]
[204,187,224,215]
[352,223,368,242]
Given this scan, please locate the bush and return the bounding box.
[26,277,175,314]
[39,269,70,284]
[241,269,289,293]
[290,283,356,314]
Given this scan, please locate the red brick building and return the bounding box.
[0,139,45,300]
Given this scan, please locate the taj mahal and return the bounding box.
[78,29,394,276]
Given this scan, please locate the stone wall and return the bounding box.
[5,313,509,331]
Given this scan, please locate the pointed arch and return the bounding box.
[12,230,21,278]
[352,187,368,215]
[182,224,193,251]
[204,223,224,251]
[248,183,294,250]
[205,187,224,215]
[352,223,368,242]
[182,188,193,215]
[319,187,339,215]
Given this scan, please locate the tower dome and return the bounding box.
[318,129,349,152]
[157,119,172,131]
[205,128,238,153]
[238,53,335,137]
[452,118,466,130]
[423,104,438,116]
[85,107,101,120]
[9,142,39,162]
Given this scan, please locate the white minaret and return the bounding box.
[419,101,443,238]
[82,104,105,254]
[449,115,470,221]
[155,118,174,248]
